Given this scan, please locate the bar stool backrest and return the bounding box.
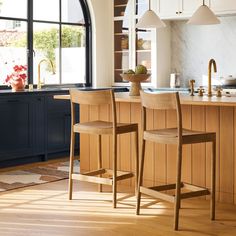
[69,89,117,129]
[140,90,182,141]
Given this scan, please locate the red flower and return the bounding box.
[4,64,27,86]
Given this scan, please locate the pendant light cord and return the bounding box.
[149,0,151,10]
[203,0,205,6]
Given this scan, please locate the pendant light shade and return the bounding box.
[187,2,220,25]
[136,0,166,29]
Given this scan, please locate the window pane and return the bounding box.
[0,20,27,86]
[62,0,85,24]
[136,30,152,82]
[136,0,149,17]
[61,25,85,84]
[0,0,27,19]
[34,0,59,22]
[33,23,59,85]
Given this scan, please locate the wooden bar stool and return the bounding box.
[136,91,216,230]
[69,89,139,208]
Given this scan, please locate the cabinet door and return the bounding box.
[46,95,71,153]
[33,96,45,155]
[47,112,70,152]
[210,0,236,14]
[0,97,33,161]
[181,0,209,16]
[159,0,180,18]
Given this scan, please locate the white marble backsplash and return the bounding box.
[171,16,236,87]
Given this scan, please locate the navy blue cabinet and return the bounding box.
[0,91,76,167]
[0,96,34,162]
[46,95,71,154]
[33,96,45,156]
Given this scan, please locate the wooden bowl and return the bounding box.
[120,74,151,96]
[120,73,151,82]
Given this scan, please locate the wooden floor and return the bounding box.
[0,179,236,236]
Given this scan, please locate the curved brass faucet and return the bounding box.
[37,59,55,90]
[208,59,217,97]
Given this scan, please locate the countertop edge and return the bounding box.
[54,92,236,107]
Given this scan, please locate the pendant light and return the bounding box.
[136,0,166,29]
[187,0,220,25]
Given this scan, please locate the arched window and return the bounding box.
[0,0,92,87]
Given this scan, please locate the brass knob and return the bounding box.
[198,88,204,97]
[216,88,222,97]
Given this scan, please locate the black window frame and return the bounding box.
[0,0,92,89]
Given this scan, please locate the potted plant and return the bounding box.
[5,65,27,92]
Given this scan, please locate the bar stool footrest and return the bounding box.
[140,182,210,203]
[72,168,134,186]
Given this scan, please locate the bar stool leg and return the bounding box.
[211,139,216,220]
[113,133,118,208]
[134,130,139,196]
[69,131,75,200]
[98,135,102,192]
[174,144,183,230]
[136,139,146,215]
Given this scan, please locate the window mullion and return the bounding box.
[59,0,62,85]
[27,0,33,84]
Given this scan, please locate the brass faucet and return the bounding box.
[207,59,217,97]
[189,79,195,96]
[37,59,55,90]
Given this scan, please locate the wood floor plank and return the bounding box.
[0,179,236,236]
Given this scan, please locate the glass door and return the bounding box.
[135,0,152,82]
[114,0,131,83]
[113,0,155,84]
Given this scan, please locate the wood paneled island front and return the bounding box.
[55,92,236,205]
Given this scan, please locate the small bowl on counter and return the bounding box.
[120,73,151,96]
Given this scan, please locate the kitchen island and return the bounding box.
[55,92,236,205]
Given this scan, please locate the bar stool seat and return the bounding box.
[136,91,216,230]
[69,89,139,208]
[74,120,138,135]
[144,128,215,144]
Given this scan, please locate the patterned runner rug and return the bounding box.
[0,160,79,192]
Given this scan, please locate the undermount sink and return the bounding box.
[37,87,69,91]
[144,87,190,94]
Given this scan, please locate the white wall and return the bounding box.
[88,0,113,87]
[156,21,171,87]
[171,16,236,87]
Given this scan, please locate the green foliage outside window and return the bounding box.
[12,26,84,68]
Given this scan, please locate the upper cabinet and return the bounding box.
[158,0,180,18]
[157,0,236,19]
[158,0,209,18]
[210,0,236,14]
